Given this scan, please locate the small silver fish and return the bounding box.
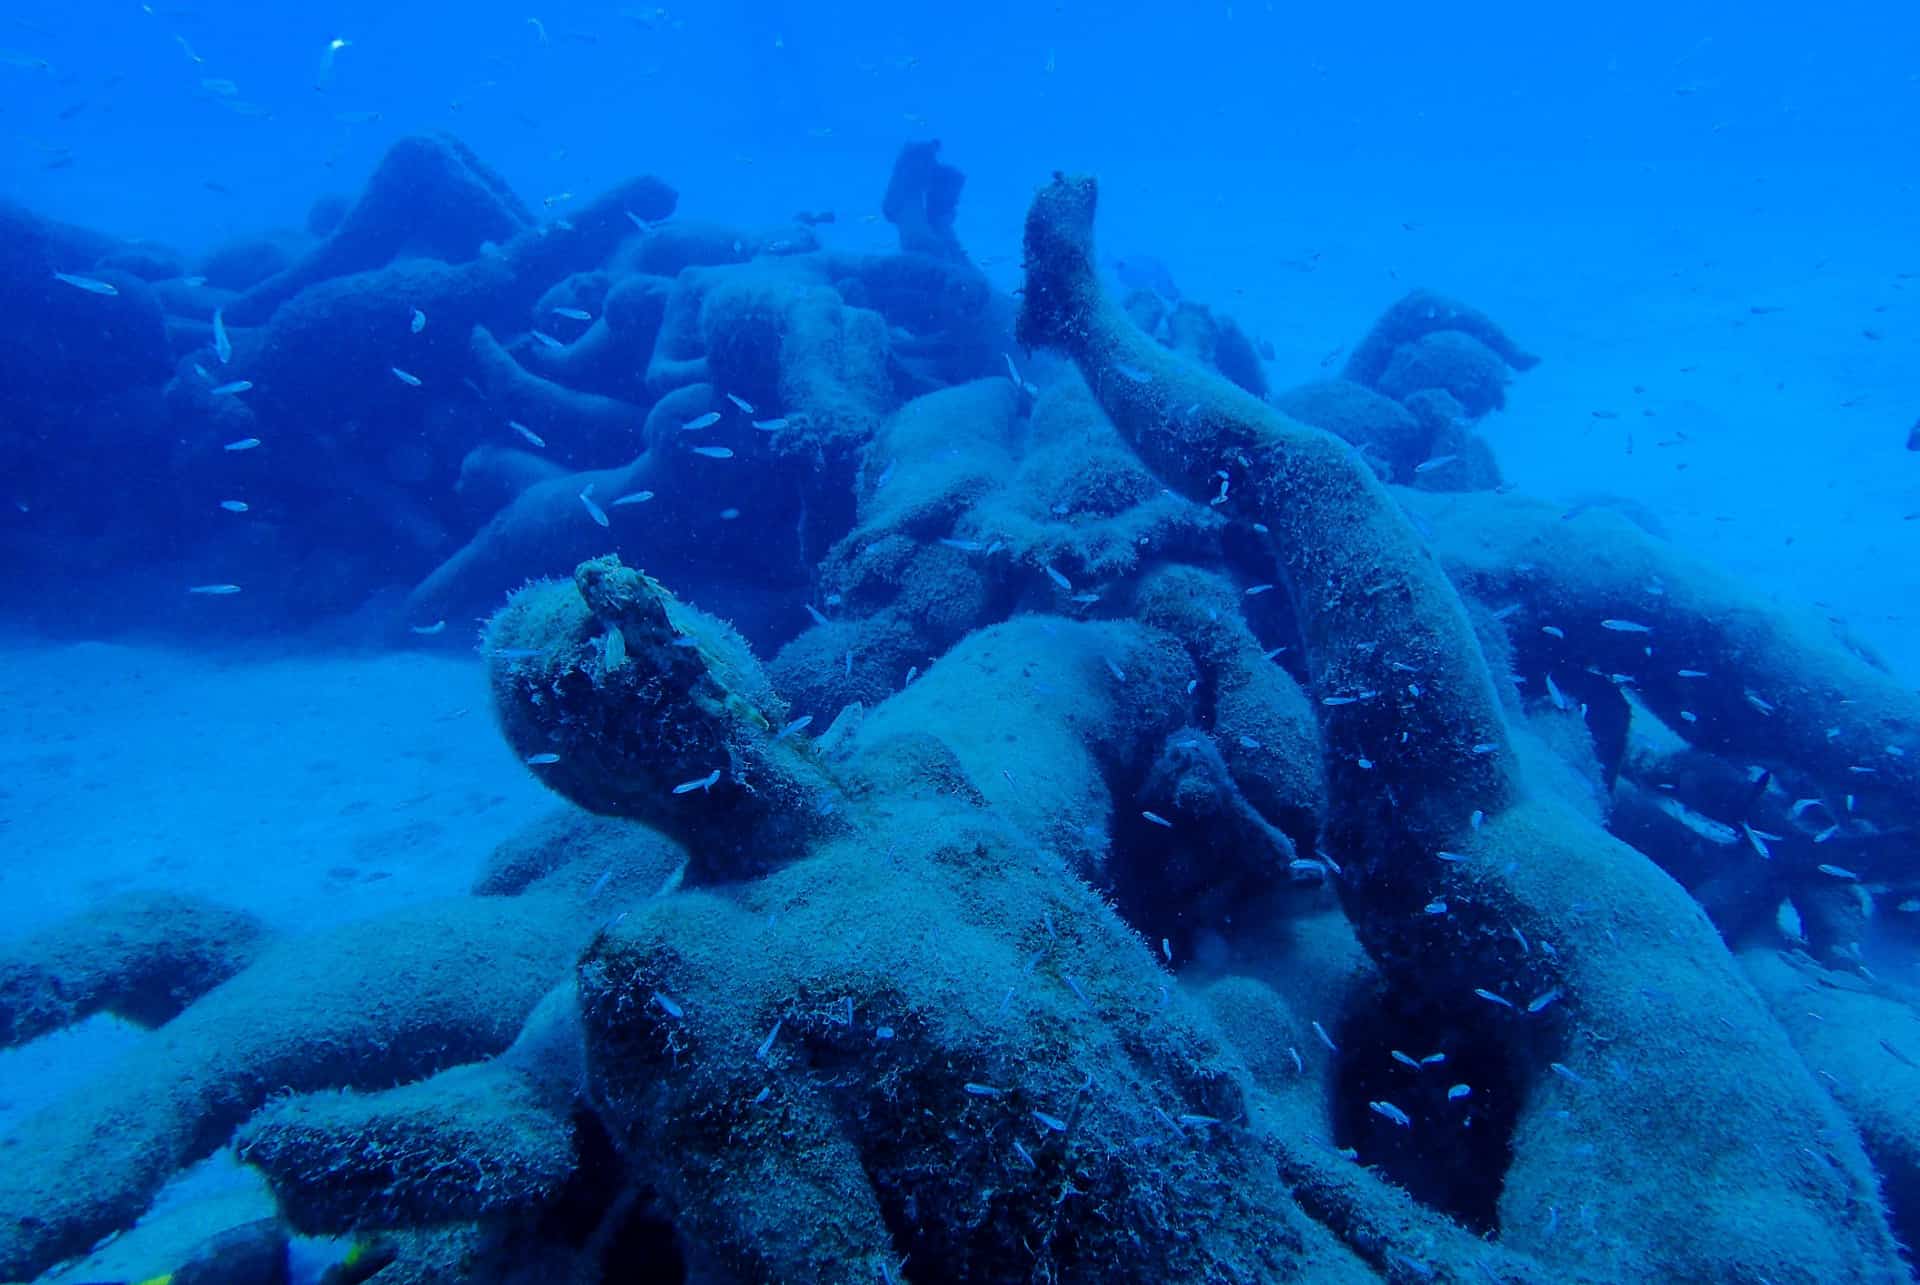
[1369,1100,1411,1127]
[531,330,563,350]
[1114,362,1151,383]
[1447,1084,1471,1101]
[410,308,426,334]
[509,421,546,447]
[1655,796,1738,845]
[751,417,789,431]
[391,366,422,387]
[1044,565,1072,591]
[673,769,722,795]
[726,392,755,413]
[682,411,722,431]
[1141,810,1172,828]
[525,752,561,765]
[1413,454,1458,474]
[53,271,118,296]
[188,583,241,595]
[410,620,446,635]
[219,500,248,512]
[1600,619,1652,633]
[211,381,253,396]
[774,715,812,741]
[579,487,609,527]
[213,308,232,363]
[690,446,734,459]
[552,307,591,321]
[610,490,654,506]
[224,437,260,451]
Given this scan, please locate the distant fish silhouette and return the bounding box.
[1109,253,1180,303]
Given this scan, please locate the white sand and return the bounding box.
[0,643,550,942]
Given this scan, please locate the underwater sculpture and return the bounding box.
[399,144,998,634]
[1015,174,1903,1281]
[233,559,1556,1283]
[0,135,1003,633]
[3,151,1919,1285]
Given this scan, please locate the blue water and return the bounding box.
[2,1,1918,1281]
[4,1,1915,654]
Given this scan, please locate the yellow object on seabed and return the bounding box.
[90,1218,392,1285]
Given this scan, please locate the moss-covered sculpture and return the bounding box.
[9,151,1920,1285]
[1015,172,1904,1282]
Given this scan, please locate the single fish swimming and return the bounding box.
[1108,253,1180,302]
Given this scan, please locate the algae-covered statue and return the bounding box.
[3,150,1917,1285]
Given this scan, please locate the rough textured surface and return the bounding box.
[0,888,619,1279]
[6,139,1918,1284]
[0,890,267,1047]
[1015,171,1905,1283]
